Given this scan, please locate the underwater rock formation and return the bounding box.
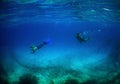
[81,79,98,84]
[49,80,54,84]
[18,73,38,84]
[0,76,9,84]
[101,72,120,84]
[0,63,9,84]
[0,63,7,76]
[112,73,120,84]
[64,78,80,84]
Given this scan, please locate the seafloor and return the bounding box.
[0,0,120,84]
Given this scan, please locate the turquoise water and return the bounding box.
[0,0,120,84]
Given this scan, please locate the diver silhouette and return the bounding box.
[76,33,89,43]
[30,39,50,54]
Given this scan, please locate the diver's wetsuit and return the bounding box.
[31,41,48,54]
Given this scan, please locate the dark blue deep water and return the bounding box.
[0,0,120,84]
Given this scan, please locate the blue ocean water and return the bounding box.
[0,0,120,84]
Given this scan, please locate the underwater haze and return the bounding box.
[0,0,120,84]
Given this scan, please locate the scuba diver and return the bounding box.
[30,39,51,54]
[76,33,89,43]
